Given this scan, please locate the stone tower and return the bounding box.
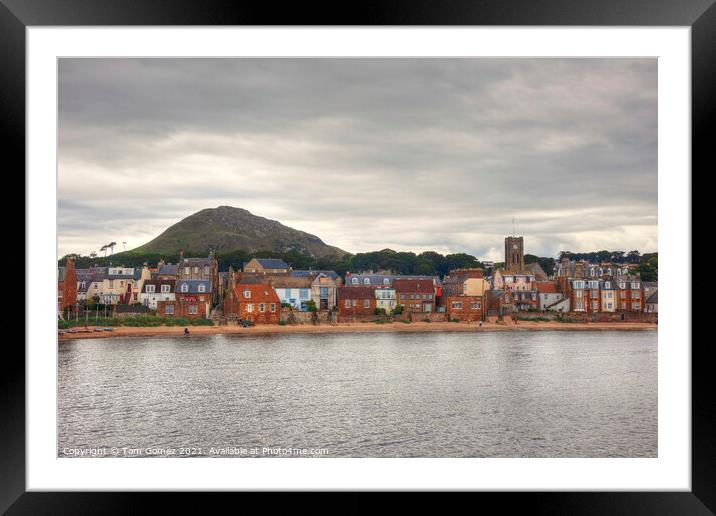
[505,236,524,272]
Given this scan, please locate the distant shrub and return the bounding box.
[190,318,214,326]
[278,320,288,326]
[164,317,190,326]
[392,305,405,316]
[374,307,387,316]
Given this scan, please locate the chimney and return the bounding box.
[179,249,184,262]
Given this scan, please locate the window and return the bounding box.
[345,299,351,308]
[270,303,276,312]
[383,278,390,285]
[146,285,155,293]
[632,282,640,289]
[352,299,357,307]
[161,284,170,293]
[401,294,406,299]
[244,290,251,298]
[351,278,358,285]
[620,291,626,299]
[193,266,199,273]
[604,282,611,289]
[633,302,641,310]
[471,301,481,310]
[198,284,206,293]
[364,278,370,285]
[592,301,599,310]
[318,287,327,299]
[247,303,253,313]
[184,267,190,275]
[619,282,626,289]
[204,266,210,275]
[285,288,293,299]
[428,294,433,300]
[410,294,415,300]
[180,284,189,293]
[364,299,370,308]
[188,305,198,315]
[165,304,174,315]
[452,302,463,309]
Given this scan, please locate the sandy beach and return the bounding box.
[58,320,657,340]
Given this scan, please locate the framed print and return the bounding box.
[5,0,711,512]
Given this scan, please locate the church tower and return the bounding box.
[505,236,524,272]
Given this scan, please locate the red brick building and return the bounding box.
[58,258,78,314]
[440,270,487,322]
[616,278,644,312]
[337,286,377,318]
[224,280,280,324]
[157,279,211,319]
[394,279,435,313]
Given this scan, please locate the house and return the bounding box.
[58,258,78,314]
[158,279,211,319]
[486,288,515,315]
[441,269,489,322]
[643,281,658,302]
[645,290,658,313]
[337,286,377,318]
[374,286,397,313]
[616,278,643,312]
[310,272,341,310]
[243,258,290,274]
[344,273,441,296]
[155,260,178,280]
[266,275,314,311]
[177,252,219,305]
[224,279,280,324]
[393,279,435,313]
[536,281,563,311]
[600,280,617,312]
[139,279,176,309]
[440,269,490,321]
[585,279,601,313]
[569,279,587,312]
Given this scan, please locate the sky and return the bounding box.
[58,58,657,261]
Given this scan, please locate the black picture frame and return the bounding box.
[5,0,709,513]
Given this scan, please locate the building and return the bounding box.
[441,269,489,322]
[505,236,525,272]
[139,279,176,310]
[616,278,643,312]
[569,279,587,312]
[345,273,442,297]
[645,290,658,313]
[177,252,219,305]
[309,271,341,310]
[224,279,280,324]
[268,275,314,311]
[600,280,617,312]
[158,279,211,319]
[586,279,601,313]
[337,286,377,318]
[374,286,397,313]
[243,258,290,274]
[57,258,78,314]
[536,281,563,311]
[394,279,435,313]
[154,260,178,280]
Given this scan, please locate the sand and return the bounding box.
[58,320,657,340]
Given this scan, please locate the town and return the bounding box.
[57,234,658,330]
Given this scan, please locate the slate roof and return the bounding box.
[158,263,178,276]
[255,258,289,269]
[181,257,212,267]
[141,279,176,294]
[175,279,212,294]
[292,269,340,280]
[646,291,658,304]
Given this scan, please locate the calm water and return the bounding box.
[58,330,657,458]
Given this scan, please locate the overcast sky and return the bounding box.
[58,58,657,261]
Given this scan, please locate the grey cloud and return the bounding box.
[58,58,657,260]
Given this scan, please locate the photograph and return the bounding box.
[55,57,659,459]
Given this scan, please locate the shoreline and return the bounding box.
[58,320,658,340]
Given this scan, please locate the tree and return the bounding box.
[305,300,317,312]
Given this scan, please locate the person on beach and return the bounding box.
[479,320,483,328]
[184,327,190,336]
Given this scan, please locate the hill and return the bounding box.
[128,206,348,258]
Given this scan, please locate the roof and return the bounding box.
[292,269,340,280]
[141,279,176,293]
[646,291,658,304]
[346,273,441,287]
[234,283,280,301]
[254,258,289,269]
[338,286,377,299]
[181,257,212,267]
[175,279,212,294]
[264,275,313,289]
[158,263,178,276]
[393,279,435,293]
[536,282,558,294]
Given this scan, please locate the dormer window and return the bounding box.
[364,278,370,285]
[180,284,189,293]
[198,284,206,293]
[352,278,358,285]
[243,290,251,298]
[161,284,170,293]
[184,267,190,275]
[383,278,390,285]
[193,266,199,274]
[146,285,155,293]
